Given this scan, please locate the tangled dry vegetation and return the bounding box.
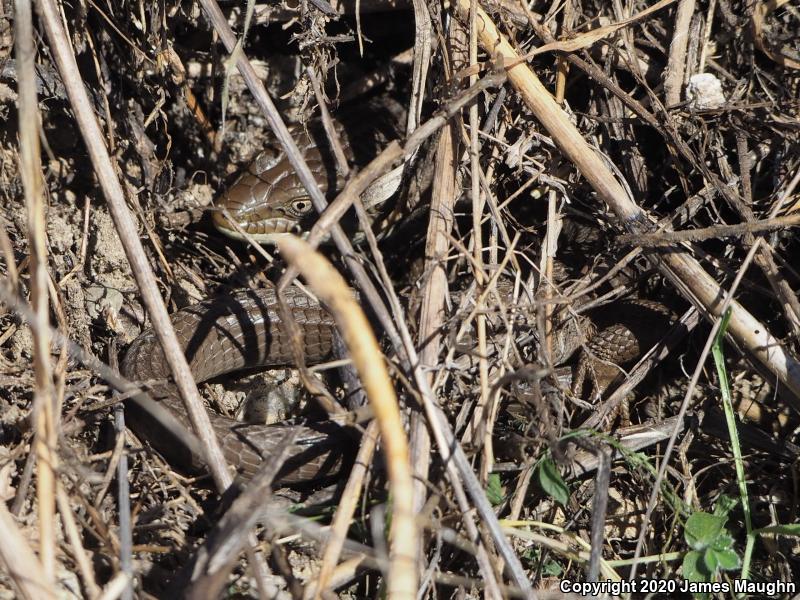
[1,0,799,598]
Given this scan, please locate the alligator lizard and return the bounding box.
[121,103,674,483]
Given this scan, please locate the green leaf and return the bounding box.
[682,550,708,582]
[486,473,505,506]
[542,560,563,577]
[685,512,727,550]
[522,547,539,563]
[536,458,569,506]
[702,547,720,575]
[713,548,741,571]
[711,534,734,552]
[713,495,737,517]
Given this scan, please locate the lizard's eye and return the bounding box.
[290,199,313,216]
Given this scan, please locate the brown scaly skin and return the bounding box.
[124,102,674,483]
[212,98,405,243]
[121,288,673,482]
[571,299,675,398]
[121,286,351,484]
